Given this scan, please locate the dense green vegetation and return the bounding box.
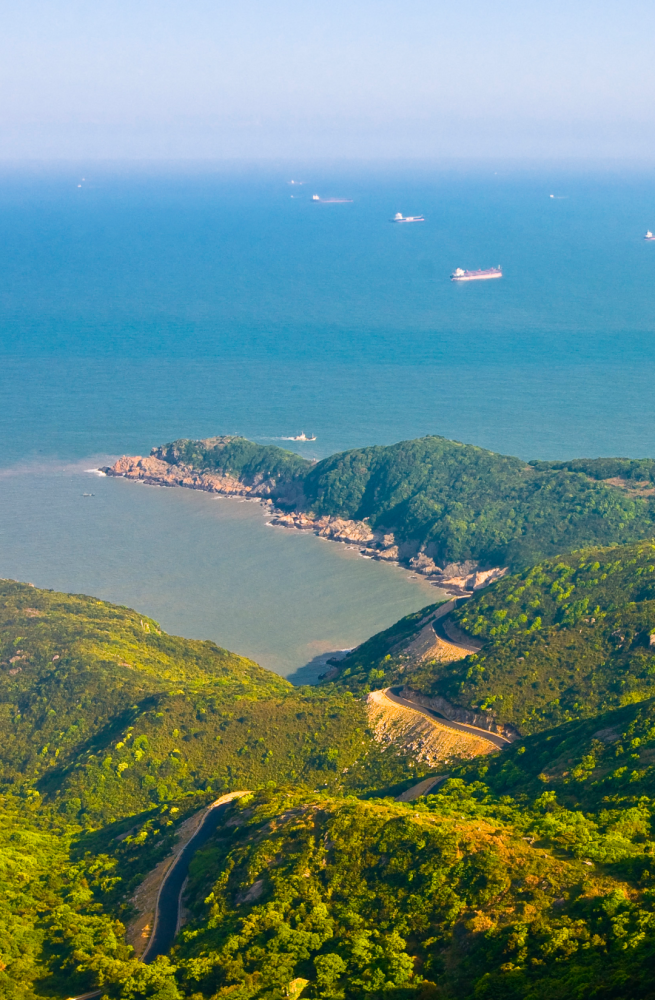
[153,743,655,1000]
[331,540,655,737]
[20,692,655,1000]
[154,436,310,486]
[8,534,655,997]
[530,456,655,483]
[160,434,655,569]
[0,580,423,998]
[0,580,421,813]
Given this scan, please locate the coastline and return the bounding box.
[102,454,507,597]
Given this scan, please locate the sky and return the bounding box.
[1,0,654,160]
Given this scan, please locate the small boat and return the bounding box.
[645,231,655,241]
[451,266,502,282]
[392,213,424,223]
[312,195,352,203]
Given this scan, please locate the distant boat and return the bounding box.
[312,195,352,203]
[392,213,424,223]
[645,231,655,241]
[451,267,503,282]
[281,432,317,442]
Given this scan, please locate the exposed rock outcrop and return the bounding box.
[407,556,508,594]
[269,511,382,546]
[397,686,519,741]
[105,454,257,496]
[367,689,496,766]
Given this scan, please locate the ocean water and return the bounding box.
[2,161,655,673]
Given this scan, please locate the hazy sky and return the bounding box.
[2,0,654,160]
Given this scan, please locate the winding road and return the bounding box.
[68,794,246,997]
[383,689,511,749]
[70,603,502,995]
[142,792,247,963]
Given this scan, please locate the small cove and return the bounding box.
[0,460,440,677]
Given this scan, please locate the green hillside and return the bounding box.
[5,563,655,998]
[0,579,423,814]
[329,540,655,736]
[153,435,311,485]
[134,772,655,1000]
[155,434,655,569]
[0,580,426,999]
[123,694,655,1000]
[530,455,655,484]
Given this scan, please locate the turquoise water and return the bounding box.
[2,163,655,463]
[2,162,655,672]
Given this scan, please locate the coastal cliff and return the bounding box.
[106,453,258,497]
[103,428,655,596]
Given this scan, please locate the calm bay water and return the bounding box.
[0,462,437,677]
[2,162,655,673]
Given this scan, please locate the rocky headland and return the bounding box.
[102,453,507,596]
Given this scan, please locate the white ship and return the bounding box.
[312,194,352,203]
[451,266,503,282]
[392,213,424,223]
[282,432,317,442]
[645,231,655,241]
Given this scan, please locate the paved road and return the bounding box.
[142,798,237,963]
[384,689,510,749]
[434,616,482,653]
[396,774,448,802]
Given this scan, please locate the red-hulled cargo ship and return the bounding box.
[451,266,502,281]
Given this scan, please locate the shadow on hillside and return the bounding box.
[286,648,351,686]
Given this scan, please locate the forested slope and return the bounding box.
[153,435,310,486]
[5,575,655,998]
[0,580,422,999]
[331,539,655,736]
[153,433,655,569]
[157,744,655,1000]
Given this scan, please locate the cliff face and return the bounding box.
[106,454,254,496]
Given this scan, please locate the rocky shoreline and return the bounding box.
[102,454,507,596]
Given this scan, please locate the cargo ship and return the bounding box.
[451,266,502,282]
[392,213,424,223]
[645,231,655,241]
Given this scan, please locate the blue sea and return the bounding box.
[2,161,655,675]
